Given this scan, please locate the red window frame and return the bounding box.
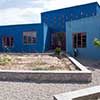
[73,32,86,48]
[2,36,14,48]
[23,32,37,45]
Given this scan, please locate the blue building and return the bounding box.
[0,2,100,59]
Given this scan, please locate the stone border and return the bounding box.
[67,55,89,71]
[53,85,100,100]
[0,55,92,82]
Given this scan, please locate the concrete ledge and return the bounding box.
[0,70,91,82]
[0,56,92,82]
[67,55,90,71]
[54,85,100,100]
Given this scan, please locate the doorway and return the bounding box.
[50,32,66,50]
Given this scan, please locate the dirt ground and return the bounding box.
[0,53,77,71]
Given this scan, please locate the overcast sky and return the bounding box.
[0,0,100,25]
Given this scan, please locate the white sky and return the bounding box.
[0,0,100,25]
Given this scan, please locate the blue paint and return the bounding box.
[41,2,98,32]
[66,16,100,59]
[43,23,51,51]
[0,2,100,59]
[0,24,44,53]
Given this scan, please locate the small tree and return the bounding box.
[54,47,61,55]
[93,38,100,47]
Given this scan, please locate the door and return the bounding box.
[51,32,66,50]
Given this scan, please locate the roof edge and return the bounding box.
[41,2,99,14]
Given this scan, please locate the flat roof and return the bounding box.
[0,23,42,27]
[41,2,99,14]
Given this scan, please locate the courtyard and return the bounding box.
[0,58,99,100]
[0,1,100,100]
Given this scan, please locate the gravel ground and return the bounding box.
[0,58,99,100]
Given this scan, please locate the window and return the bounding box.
[70,13,73,16]
[2,36,14,48]
[73,32,86,48]
[59,17,61,21]
[80,11,83,15]
[54,16,56,19]
[66,16,68,20]
[45,17,48,23]
[23,31,37,45]
[76,15,78,18]
[54,20,56,24]
[62,15,64,18]
[86,13,88,16]
[92,12,95,16]
[46,17,48,20]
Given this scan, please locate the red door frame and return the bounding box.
[50,32,66,50]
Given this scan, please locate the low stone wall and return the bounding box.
[0,70,91,82]
[0,56,92,82]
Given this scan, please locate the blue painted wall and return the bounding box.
[0,24,44,53]
[97,5,100,15]
[66,16,100,59]
[0,1,100,58]
[41,2,99,33]
[43,23,51,51]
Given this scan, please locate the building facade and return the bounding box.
[0,2,100,59]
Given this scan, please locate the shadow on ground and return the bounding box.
[76,57,100,71]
